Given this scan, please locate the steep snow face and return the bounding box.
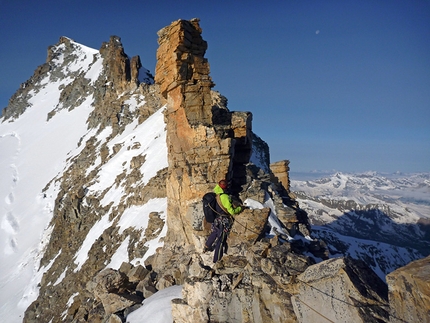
[71,106,168,274]
[0,37,168,323]
[0,40,101,320]
[85,108,168,207]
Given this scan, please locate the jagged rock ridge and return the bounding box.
[0,18,428,323]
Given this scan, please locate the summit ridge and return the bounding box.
[0,19,428,323]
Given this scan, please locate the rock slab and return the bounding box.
[386,255,430,323]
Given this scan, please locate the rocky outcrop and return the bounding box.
[386,255,430,323]
[154,18,254,251]
[171,254,298,323]
[21,36,166,323]
[170,255,390,323]
[87,268,143,316]
[228,208,270,248]
[270,159,291,192]
[88,35,158,136]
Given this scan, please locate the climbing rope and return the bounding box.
[208,203,262,236]
[232,216,262,236]
[207,203,226,218]
[208,194,262,235]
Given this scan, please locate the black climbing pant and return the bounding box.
[205,216,232,262]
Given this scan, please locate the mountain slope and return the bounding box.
[0,39,100,318]
[0,36,167,323]
[1,25,427,322]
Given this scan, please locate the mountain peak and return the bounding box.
[1,18,428,323]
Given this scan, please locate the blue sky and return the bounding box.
[1,0,429,173]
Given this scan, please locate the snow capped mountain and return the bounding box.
[1,39,100,317]
[292,171,430,211]
[291,172,430,280]
[0,37,167,323]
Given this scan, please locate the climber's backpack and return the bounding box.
[202,192,223,223]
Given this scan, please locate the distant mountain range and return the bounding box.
[290,171,430,280]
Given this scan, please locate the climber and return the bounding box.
[203,179,245,262]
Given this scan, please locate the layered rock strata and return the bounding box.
[154,18,253,249]
[270,159,291,192]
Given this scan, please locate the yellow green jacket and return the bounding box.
[213,184,242,215]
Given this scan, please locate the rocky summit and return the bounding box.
[1,18,429,323]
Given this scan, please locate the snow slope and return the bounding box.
[0,39,169,322]
[0,42,99,319]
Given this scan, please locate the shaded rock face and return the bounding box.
[386,256,430,323]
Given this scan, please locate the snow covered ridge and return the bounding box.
[0,39,103,320]
[0,36,168,322]
[291,171,430,262]
[2,37,101,121]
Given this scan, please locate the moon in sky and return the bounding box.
[315,30,320,35]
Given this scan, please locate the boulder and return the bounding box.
[127,265,150,283]
[87,268,143,315]
[228,208,270,247]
